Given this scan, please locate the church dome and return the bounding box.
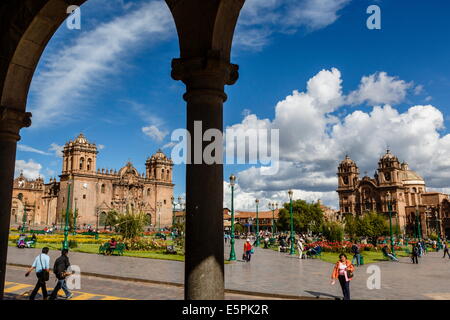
[74,133,89,144]
[380,149,398,161]
[147,149,173,165]
[340,155,356,166]
[401,169,425,184]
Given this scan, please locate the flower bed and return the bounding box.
[305,240,404,253]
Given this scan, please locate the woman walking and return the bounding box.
[331,253,355,300]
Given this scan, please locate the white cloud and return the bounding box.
[15,160,43,179]
[414,85,424,95]
[235,0,352,51]
[17,144,51,155]
[98,144,106,150]
[29,0,174,127]
[49,143,64,157]
[347,72,413,106]
[227,68,450,208]
[142,125,168,142]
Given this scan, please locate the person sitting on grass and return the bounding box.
[107,238,117,255]
[382,245,399,262]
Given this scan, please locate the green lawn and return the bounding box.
[9,242,186,262]
[318,250,411,264]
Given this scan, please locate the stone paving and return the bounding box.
[5,266,282,300]
[7,240,450,299]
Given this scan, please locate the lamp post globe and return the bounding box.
[171,196,175,227]
[255,199,260,247]
[229,174,236,261]
[288,190,295,255]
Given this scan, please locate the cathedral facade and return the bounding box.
[11,134,174,229]
[337,150,450,238]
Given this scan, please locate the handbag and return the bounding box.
[347,270,354,279]
[39,254,50,282]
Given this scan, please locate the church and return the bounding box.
[337,150,450,238]
[11,133,174,229]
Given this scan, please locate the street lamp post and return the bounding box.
[73,198,78,235]
[157,201,162,231]
[255,199,260,247]
[386,191,395,256]
[171,196,175,227]
[415,204,422,240]
[63,182,72,250]
[268,202,278,235]
[229,174,236,261]
[288,189,295,255]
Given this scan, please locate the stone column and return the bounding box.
[171,52,238,300]
[0,106,31,299]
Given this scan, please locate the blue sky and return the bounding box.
[16,0,450,210]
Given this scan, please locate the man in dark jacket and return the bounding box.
[49,249,73,299]
[351,244,361,266]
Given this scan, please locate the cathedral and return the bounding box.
[11,133,174,229]
[337,150,450,238]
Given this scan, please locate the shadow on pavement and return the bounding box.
[305,290,341,300]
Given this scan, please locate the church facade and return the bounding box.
[337,150,450,238]
[11,134,174,229]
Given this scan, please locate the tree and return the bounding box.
[276,200,324,234]
[358,212,389,245]
[234,223,244,234]
[344,213,359,242]
[115,211,147,239]
[322,221,344,242]
[105,210,119,231]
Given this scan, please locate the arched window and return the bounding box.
[87,158,92,171]
[79,157,84,170]
[101,184,105,194]
[166,169,170,180]
[147,188,151,195]
[145,213,152,226]
[99,212,107,226]
[412,187,417,193]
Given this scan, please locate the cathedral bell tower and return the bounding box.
[145,149,173,182]
[377,149,401,186]
[337,155,359,189]
[62,133,98,175]
[337,155,359,214]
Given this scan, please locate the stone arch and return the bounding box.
[0,0,246,300]
[1,0,89,111]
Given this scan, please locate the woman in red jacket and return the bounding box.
[331,253,355,300]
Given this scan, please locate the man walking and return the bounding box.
[25,247,50,300]
[412,243,420,264]
[443,242,450,258]
[49,249,73,300]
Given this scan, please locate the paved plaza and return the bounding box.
[6,240,450,300]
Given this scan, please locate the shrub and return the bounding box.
[123,237,166,251]
[68,240,78,248]
[321,221,344,242]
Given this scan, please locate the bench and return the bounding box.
[99,242,125,256]
[30,230,46,235]
[155,232,167,240]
